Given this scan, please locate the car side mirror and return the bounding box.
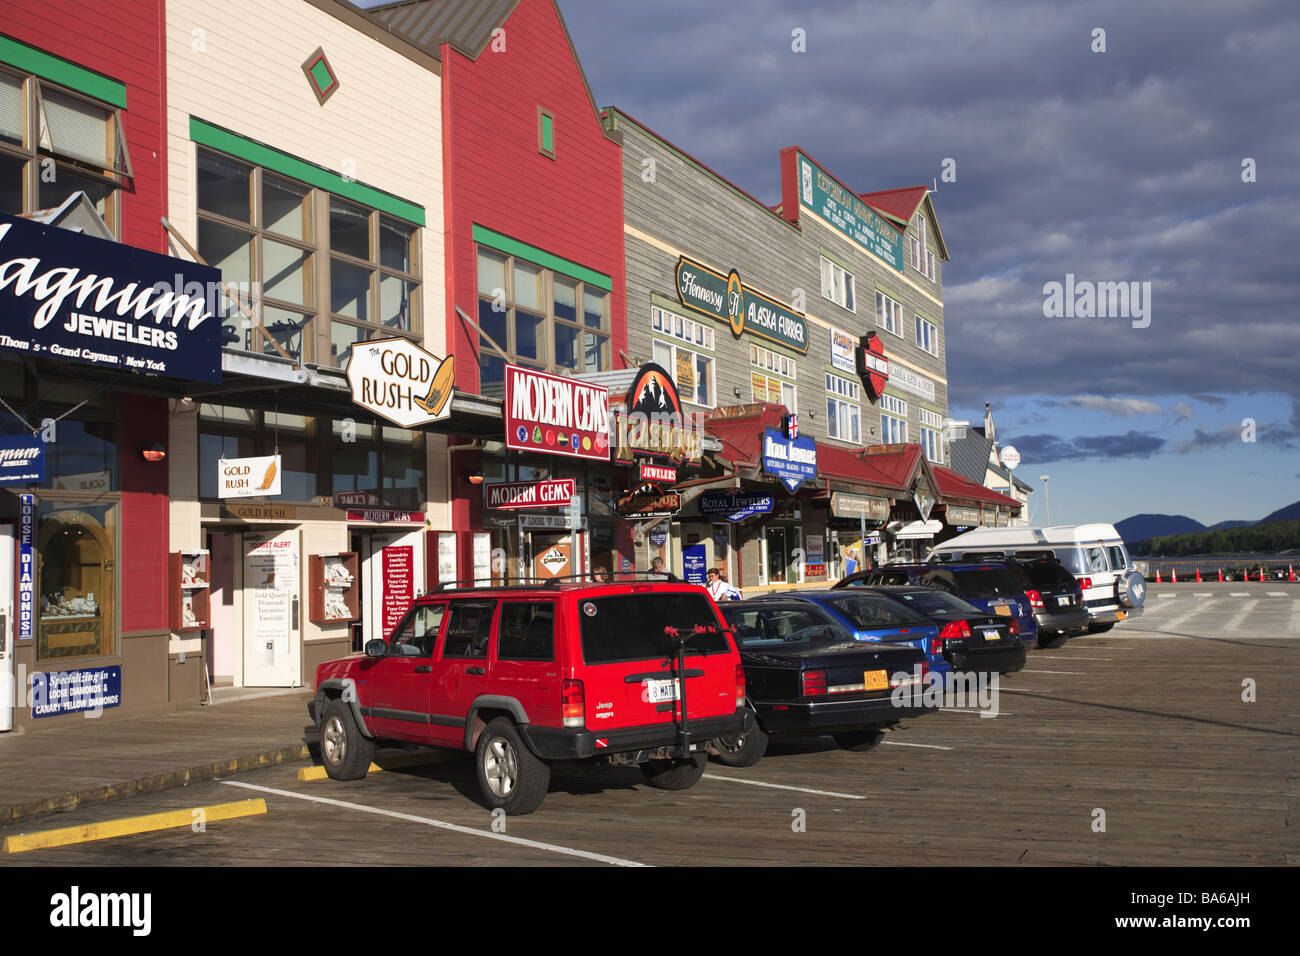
[364,639,388,658]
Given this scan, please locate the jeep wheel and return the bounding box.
[320,698,375,781]
[712,719,768,768]
[640,753,707,790]
[833,729,885,752]
[475,718,550,815]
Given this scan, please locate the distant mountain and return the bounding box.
[1207,519,1254,530]
[1259,500,1300,524]
[1116,514,1206,541]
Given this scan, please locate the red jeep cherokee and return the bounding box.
[308,575,751,814]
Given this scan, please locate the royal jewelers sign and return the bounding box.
[762,428,818,492]
[699,490,774,522]
[505,364,610,461]
[0,213,222,382]
[794,151,905,273]
[347,337,454,428]
[675,257,807,354]
[484,479,576,510]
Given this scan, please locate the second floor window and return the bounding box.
[475,249,610,392]
[876,291,902,337]
[915,315,939,356]
[820,256,855,312]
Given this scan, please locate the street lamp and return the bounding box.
[1039,475,1050,525]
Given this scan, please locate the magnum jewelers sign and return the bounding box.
[0,212,222,382]
[762,428,818,492]
[0,434,45,485]
[218,455,282,499]
[346,336,454,428]
[793,150,905,273]
[505,364,610,461]
[485,478,576,510]
[675,256,807,354]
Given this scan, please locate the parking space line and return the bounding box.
[1033,655,1110,661]
[1230,592,1249,597]
[702,775,866,799]
[222,781,648,866]
[938,707,1012,715]
[1268,592,1288,597]
[1224,600,1259,633]
[1163,601,1213,632]
[882,740,953,751]
[1194,592,1213,597]
[3,799,267,854]
[1019,669,1084,675]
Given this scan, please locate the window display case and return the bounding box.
[37,505,117,659]
[170,550,211,632]
[309,552,359,624]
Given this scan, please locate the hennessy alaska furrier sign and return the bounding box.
[0,213,223,383]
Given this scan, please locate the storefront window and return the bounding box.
[37,501,116,660]
[198,405,317,502]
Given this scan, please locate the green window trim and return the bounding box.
[874,284,901,302]
[472,224,612,292]
[0,35,127,108]
[650,291,681,313]
[819,247,855,274]
[188,117,425,226]
[538,107,555,159]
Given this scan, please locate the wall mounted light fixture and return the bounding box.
[141,442,167,463]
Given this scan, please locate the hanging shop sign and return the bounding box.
[520,513,586,531]
[675,256,807,354]
[793,151,905,273]
[857,332,890,403]
[0,212,223,382]
[639,462,677,485]
[830,492,889,522]
[17,493,34,640]
[615,362,702,464]
[346,336,454,428]
[945,505,982,526]
[699,490,775,522]
[505,364,610,461]
[484,478,576,510]
[830,326,856,375]
[30,665,121,718]
[615,488,680,520]
[0,434,45,485]
[762,428,818,492]
[913,471,938,522]
[217,455,281,499]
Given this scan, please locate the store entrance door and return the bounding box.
[530,533,573,581]
[242,530,302,687]
[363,529,425,645]
[0,523,13,732]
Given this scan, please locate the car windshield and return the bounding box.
[824,593,930,629]
[721,606,842,647]
[580,592,730,664]
[951,567,1029,599]
[891,589,983,617]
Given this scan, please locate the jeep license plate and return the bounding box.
[863,669,888,691]
[994,605,1011,616]
[644,679,679,703]
[1057,596,1072,606]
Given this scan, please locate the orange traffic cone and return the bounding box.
[1218,568,1224,582]
[1171,568,1178,583]
[1195,568,1201,582]
[1259,567,1267,582]
[1289,564,1296,582]
[1155,568,1162,582]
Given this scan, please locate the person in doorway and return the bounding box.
[649,556,667,577]
[706,568,729,602]
[592,567,612,583]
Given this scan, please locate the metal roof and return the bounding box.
[366,0,524,59]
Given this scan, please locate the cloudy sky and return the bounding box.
[547,0,1298,526]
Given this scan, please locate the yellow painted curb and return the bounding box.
[2,799,268,854]
[298,751,455,781]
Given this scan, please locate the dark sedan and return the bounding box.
[882,586,1027,675]
[713,600,934,767]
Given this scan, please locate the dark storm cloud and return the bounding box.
[1006,429,1164,462]
[557,0,1299,411]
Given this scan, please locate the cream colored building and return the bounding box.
[163,0,448,688]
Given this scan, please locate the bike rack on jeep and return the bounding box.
[661,623,722,759]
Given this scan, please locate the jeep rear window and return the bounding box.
[579,593,729,664]
[1018,561,1078,590]
[949,568,1029,599]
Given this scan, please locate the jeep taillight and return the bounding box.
[1079,577,1092,591]
[561,679,584,728]
[735,663,746,708]
[802,669,827,697]
[1026,589,1044,610]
